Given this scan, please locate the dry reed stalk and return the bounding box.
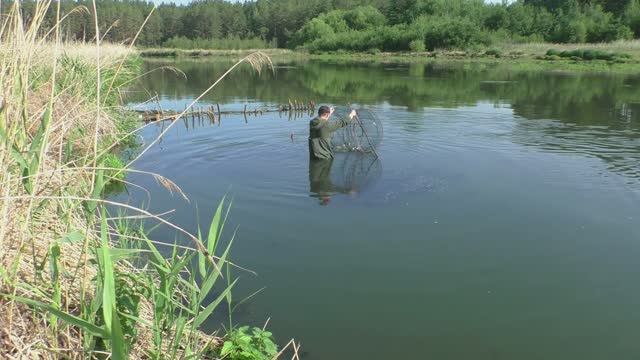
[0,1,139,357]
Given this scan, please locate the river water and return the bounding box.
[118,59,640,359]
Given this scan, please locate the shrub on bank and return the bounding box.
[485,48,503,57]
[306,16,492,53]
[416,17,492,50]
[544,48,632,61]
[297,0,637,53]
[409,39,426,52]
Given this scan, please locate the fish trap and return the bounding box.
[329,151,382,193]
[331,107,383,153]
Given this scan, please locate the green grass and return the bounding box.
[7,201,245,358]
[298,53,638,74]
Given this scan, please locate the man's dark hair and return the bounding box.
[318,105,331,117]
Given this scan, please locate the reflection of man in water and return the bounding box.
[309,105,356,160]
[309,157,337,205]
[309,156,360,206]
[308,105,356,205]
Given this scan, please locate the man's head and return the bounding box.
[318,105,331,120]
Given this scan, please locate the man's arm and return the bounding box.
[327,110,357,131]
[327,117,350,131]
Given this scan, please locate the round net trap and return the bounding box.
[331,106,383,153]
[329,151,382,193]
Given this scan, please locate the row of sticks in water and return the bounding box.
[139,99,317,123]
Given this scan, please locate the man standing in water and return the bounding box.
[309,105,357,160]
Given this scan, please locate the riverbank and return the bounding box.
[139,40,640,74]
[139,48,297,59]
[0,38,143,356]
[0,5,281,358]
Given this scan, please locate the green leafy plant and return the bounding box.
[101,153,126,183]
[220,326,278,360]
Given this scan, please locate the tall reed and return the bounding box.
[0,1,298,358]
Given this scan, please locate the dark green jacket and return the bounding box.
[308,116,349,160]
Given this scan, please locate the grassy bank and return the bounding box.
[305,40,640,73]
[0,2,286,359]
[139,48,297,59]
[139,40,640,74]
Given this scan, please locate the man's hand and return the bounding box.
[349,109,357,120]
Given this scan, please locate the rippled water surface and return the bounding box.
[117,60,640,359]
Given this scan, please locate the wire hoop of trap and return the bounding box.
[331,106,383,154]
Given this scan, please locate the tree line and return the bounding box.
[5,0,640,51]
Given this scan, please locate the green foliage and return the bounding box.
[97,210,128,359]
[385,0,419,24]
[344,6,387,30]
[55,54,141,108]
[546,48,561,56]
[113,112,141,150]
[10,0,640,52]
[544,47,632,61]
[580,4,633,42]
[101,153,125,184]
[291,18,335,48]
[318,10,351,33]
[485,48,502,57]
[0,100,52,195]
[550,2,634,42]
[504,2,555,39]
[293,6,386,48]
[624,0,640,36]
[219,326,278,360]
[413,16,492,50]
[409,39,426,52]
[561,49,585,58]
[7,295,108,337]
[6,199,256,358]
[163,36,274,50]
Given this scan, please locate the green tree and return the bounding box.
[385,0,417,24]
[624,0,640,35]
[291,18,335,47]
[140,7,163,46]
[343,6,386,30]
[7,0,639,52]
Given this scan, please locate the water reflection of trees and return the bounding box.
[131,60,639,125]
[129,59,640,183]
[510,118,640,183]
